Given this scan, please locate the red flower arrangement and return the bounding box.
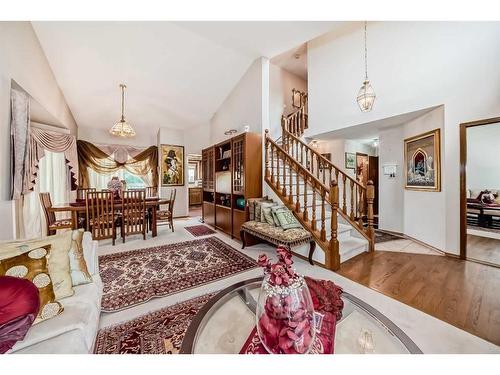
[256,246,315,354]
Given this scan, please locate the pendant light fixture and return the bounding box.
[356,21,376,112]
[109,83,136,137]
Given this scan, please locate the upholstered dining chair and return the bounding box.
[85,191,117,245]
[76,187,96,200]
[121,189,147,242]
[157,189,176,232]
[39,192,73,236]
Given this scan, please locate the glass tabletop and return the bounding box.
[180,278,422,354]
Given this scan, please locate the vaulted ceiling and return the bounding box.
[32,21,345,134]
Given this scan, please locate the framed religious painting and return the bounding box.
[404,129,441,191]
[345,152,356,169]
[161,144,185,186]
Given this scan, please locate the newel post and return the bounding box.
[264,129,270,180]
[366,179,375,251]
[328,180,340,271]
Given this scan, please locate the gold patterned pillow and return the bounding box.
[69,229,92,286]
[0,231,74,299]
[0,245,63,324]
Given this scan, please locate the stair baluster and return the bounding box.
[320,190,326,242]
[350,180,355,221]
[342,174,347,214]
[303,173,308,222]
[311,182,317,231]
[329,180,340,270]
[367,180,375,251]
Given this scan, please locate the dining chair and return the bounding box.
[121,189,147,242]
[146,186,158,198]
[157,189,176,232]
[76,187,96,200]
[39,192,73,236]
[85,191,117,245]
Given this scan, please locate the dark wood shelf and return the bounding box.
[202,132,262,241]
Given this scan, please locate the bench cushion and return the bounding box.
[241,220,312,248]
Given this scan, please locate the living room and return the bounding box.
[1,1,500,374]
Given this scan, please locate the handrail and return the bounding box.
[282,126,366,191]
[265,132,328,193]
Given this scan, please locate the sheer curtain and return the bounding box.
[21,151,70,238]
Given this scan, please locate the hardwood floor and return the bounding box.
[338,251,500,345]
[467,234,500,266]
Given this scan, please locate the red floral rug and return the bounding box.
[99,237,258,312]
[184,225,216,237]
[94,293,215,354]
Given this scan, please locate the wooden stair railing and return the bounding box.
[265,130,340,270]
[265,130,375,271]
[280,112,375,251]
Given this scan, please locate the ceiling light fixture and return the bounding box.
[356,21,376,112]
[109,84,136,137]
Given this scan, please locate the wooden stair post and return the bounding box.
[328,180,340,271]
[366,179,375,252]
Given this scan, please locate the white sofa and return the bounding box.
[8,232,103,354]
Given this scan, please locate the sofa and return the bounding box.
[7,232,103,354]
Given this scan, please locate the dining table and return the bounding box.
[49,196,171,237]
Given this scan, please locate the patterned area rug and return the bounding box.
[374,230,404,243]
[99,237,257,312]
[184,225,216,237]
[94,293,214,354]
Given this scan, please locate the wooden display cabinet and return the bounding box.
[201,132,262,240]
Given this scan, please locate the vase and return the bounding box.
[256,275,316,354]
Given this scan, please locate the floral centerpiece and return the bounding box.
[256,246,316,354]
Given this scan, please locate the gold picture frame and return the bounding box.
[161,144,185,186]
[404,129,441,191]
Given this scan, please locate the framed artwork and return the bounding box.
[161,144,185,186]
[404,129,441,191]
[292,88,306,108]
[345,152,356,169]
[356,153,369,185]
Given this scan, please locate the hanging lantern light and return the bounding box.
[109,84,136,137]
[356,21,376,112]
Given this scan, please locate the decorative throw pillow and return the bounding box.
[68,229,92,286]
[260,202,278,225]
[481,192,495,204]
[254,199,273,223]
[272,207,302,230]
[271,204,286,227]
[0,245,64,324]
[247,198,264,221]
[0,231,74,299]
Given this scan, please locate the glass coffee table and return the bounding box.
[180,277,422,354]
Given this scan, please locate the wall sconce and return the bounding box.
[311,140,319,149]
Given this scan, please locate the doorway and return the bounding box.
[460,117,500,266]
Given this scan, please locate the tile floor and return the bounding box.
[95,216,499,354]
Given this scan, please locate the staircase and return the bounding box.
[264,91,375,271]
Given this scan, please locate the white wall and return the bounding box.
[378,126,405,232]
[158,124,211,217]
[210,58,264,145]
[0,22,78,240]
[269,63,307,138]
[78,126,157,148]
[377,107,445,249]
[467,123,500,189]
[308,22,500,254]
